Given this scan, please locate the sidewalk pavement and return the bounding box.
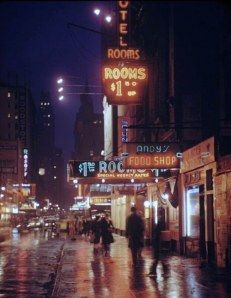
[52,234,231,298]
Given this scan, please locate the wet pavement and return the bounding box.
[53,234,231,298]
[0,228,64,297]
[0,230,231,297]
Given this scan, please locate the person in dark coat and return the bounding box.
[100,213,114,256]
[126,206,145,266]
[148,219,164,276]
[91,215,101,254]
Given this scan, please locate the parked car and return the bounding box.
[43,219,57,231]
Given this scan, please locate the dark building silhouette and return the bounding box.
[37,91,65,206]
[73,85,104,160]
[0,82,37,184]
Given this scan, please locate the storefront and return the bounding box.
[180,137,216,262]
[214,154,231,268]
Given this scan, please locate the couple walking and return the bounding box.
[91,213,114,256]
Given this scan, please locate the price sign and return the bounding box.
[102,63,148,105]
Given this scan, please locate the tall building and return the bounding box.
[0,82,37,184]
[73,85,104,160]
[37,91,55,203]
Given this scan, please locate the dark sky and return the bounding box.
[0,1,115,161]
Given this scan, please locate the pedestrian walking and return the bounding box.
[138,211,145,258]
[126,206,145,267]
[148,219,163,276]
[100,213,114,257]
[91,215,101,254]
[68,214,77,240]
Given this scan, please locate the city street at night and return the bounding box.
[0,230,231,297]
[0,1,231,297]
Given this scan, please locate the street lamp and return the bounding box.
[57,78,63,84]
[94,8,101,16]
[56,75,103,100]
[93,8,113,24]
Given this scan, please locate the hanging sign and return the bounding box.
[102,63,148,104]
[67,160,155,183]
[102,1,148,105]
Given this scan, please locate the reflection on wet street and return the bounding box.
[0,231,231,297]
[0,229,64,297]
[54,234,231,298]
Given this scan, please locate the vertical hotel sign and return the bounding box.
[102,1,148,105]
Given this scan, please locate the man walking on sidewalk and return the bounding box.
[126,206,145,267]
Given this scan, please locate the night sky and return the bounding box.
[0,1,115,161]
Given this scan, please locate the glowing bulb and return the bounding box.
[94,8,101,16]
[105,15,112,23]
[58,87,63,93]
[59,95,64,101]
[57,78,63,84]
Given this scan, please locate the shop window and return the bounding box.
[186,187,199,237]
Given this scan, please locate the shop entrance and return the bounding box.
[199,189,206,260]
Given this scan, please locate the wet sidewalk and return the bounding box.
[52,234,231,298]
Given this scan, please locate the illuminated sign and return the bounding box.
[118,1,129,47]
[23,148,29,178]
[67,160,155,183]
[106,2,140,60]
[102,63,148,104]
[107,48,140,60]
[102,1,148,104]
[90,198,111,205]
[123,153,180,169]
[123,143,180,154]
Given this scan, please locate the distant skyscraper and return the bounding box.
[73,85,104,160]
[0,82,37,184]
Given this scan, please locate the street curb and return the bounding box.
[51,241,65,298]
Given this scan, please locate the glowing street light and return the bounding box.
[57,78,63,84]
[93,8,113,24]
[105,15,112,23]
[94,8,101,16]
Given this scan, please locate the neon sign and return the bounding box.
[102,1,148,105]
[68,160,155,182]
[23,148,29,178]
[123,153,180,169]
[102,63,148,104]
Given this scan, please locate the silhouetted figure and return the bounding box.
[91,215,101,254]
[100,213,114,257]
[148,219,164,276]
[126,207,145,266]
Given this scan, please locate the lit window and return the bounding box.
[186,187,199,237]
[48,114,50,118]
[15,115,18,119]
[54,176,57,179]
[54,165,56,168]
[7,92,11,98]
[48,123,50,126]
[8,113,11,118]
[41,102,43,105]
